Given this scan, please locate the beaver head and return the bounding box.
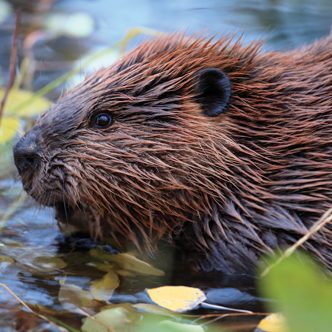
[13,35,332,273]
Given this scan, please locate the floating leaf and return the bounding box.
[90,271,119,302]
[260,253,332,332]
[0,117,19,143]
[0,255,14,263]
[33,256,67,271]
[58,283,95,311]
[116,269,134,277]
[91,262,116,273]
[0,238,23,248]
[90,249,164,276]
[0,254,14,270]
[0,89,51,117]
[146,286,206,313]
[82,307,132,332]
[111,253,165,276]
[257,313,288,332]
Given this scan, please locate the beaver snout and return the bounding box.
[14,130,42,176]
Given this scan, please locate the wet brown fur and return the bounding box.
[19,34,332,273]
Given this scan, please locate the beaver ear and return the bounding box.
[195,68,231,117]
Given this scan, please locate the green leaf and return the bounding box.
[260,253,332,332]
[0,117,20,143]
[90,271,119,302]
[0,89,51,117]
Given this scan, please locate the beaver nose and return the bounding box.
[13,131,41,175]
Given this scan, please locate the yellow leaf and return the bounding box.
[90,249,164,277]
[146,286,206,313]
[116,269,134,277]
[0,117,20,143]
[0,89,51,117]
[93,262,116,273]
[90,271,119,302]
[110,253,165,276]
[257,313,288,332]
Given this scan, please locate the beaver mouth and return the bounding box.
[27,186,69,208]
[21,169,78,209]
[19,170,62,207]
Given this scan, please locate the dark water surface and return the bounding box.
[0,0,332,331]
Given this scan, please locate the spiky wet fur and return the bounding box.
[20,34,332,273]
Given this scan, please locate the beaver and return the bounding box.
[13,34,332,274]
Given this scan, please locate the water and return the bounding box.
[0,0,331,331]
[57,0,332,50]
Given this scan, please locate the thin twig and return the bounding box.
[0,283,65,331]
[201,302,253,314]
[0,9,21,123]
[198,311,268,327]
[193,311,269,322]
[261,207,332,277]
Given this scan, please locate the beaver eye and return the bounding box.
[92,113,113,128]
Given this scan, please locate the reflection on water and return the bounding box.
[0,0,332,330]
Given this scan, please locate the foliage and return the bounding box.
[0,89,51,143]
[259,253,332,332]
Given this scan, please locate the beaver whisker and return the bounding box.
[60,177,70,223]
